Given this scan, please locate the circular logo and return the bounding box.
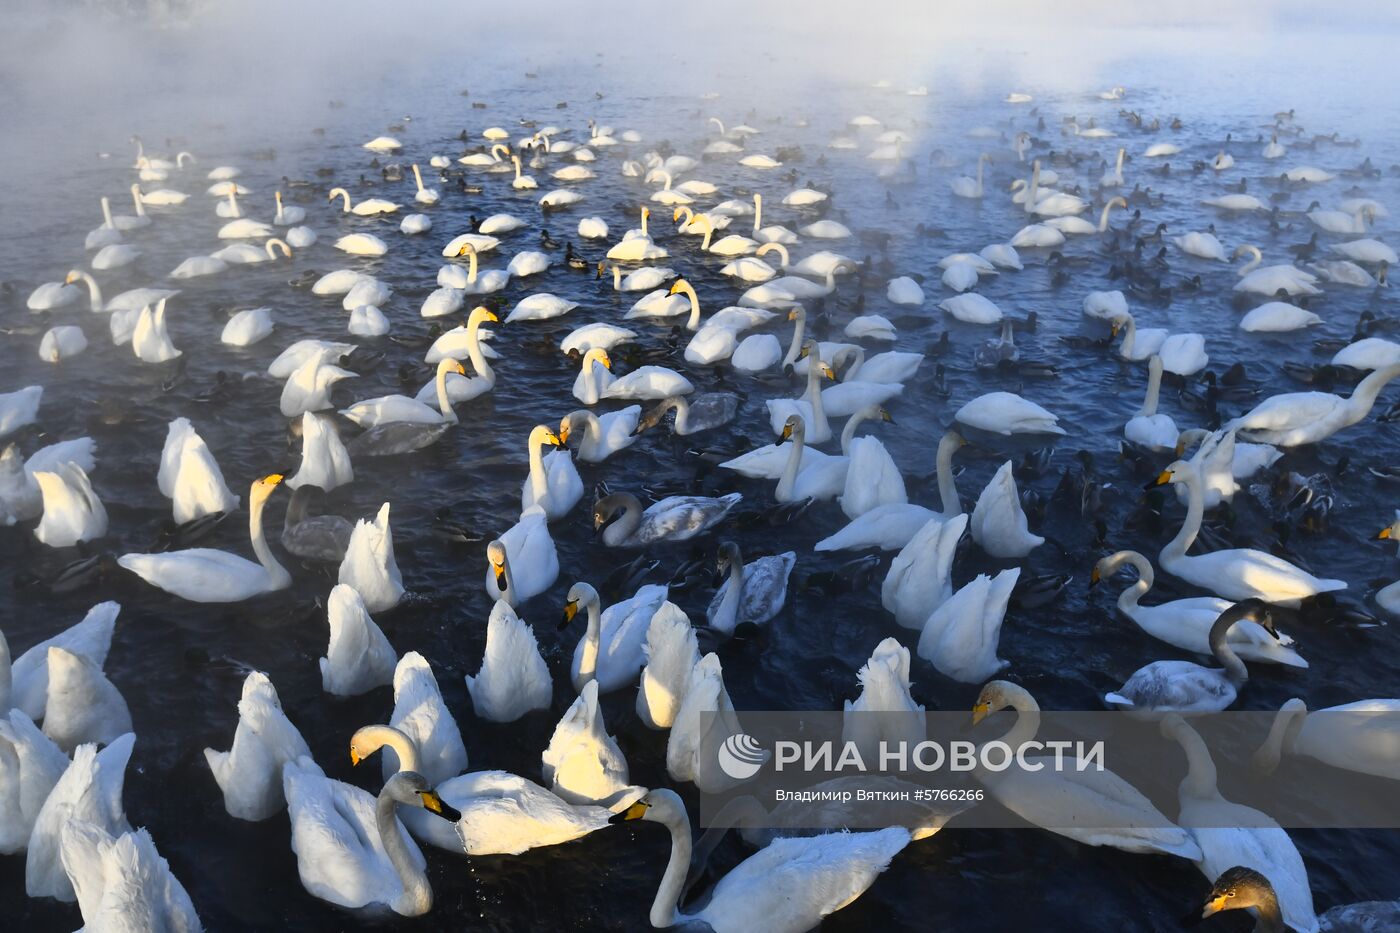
[717,733,767,780]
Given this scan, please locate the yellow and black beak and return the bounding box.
[546,430,564,447]
[1150,469,1173,488]
[261,472,286,487]
[970,702,991,727]
[821,363,836,380]
[349,746,363,766]
[599,352,613,371]
[780,423,794,441]
[558,424,571,446]
[608,799,649,824]
[559,598,579,630]
[492,561,507,590]
[669,279,688,296]
[880,408,895,425]
[1089,566,1101,587]
[1381,527,1393,540]
[418,790,462,823]
[1202,894,1228,918]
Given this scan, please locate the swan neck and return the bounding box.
[1117,553,1153,614]
[1343,363,1400,424]
[936,433,962,517]
[249,487,290,588]
[465,317,492,384]
[413,165,424,192]
[651,804,693,928]
[467,248,479,283]
[776,424,805,500]
[101,197,114,228]
[752,194,762,235]
[76,271,101,310]
[682,283,701,330]
[1171,720,1220,801]
[1164,469,1203,561]
[377,790,432,915]
[839,407,869,454]
[1258,701,1307,771]
[612,265,622,290]
[435,361,457,421]
[578,596,602,685]
[782,310,806,366]
[528,428,551,500]
[1141,358,1163,415]
[640,208,648,237]
[670,396,690,433]
[1207,610,1250,685]
[362,725,422,773]
[1026,161,1040,213]
[604,497,644,546]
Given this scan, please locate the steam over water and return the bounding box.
[3,1,1400,929]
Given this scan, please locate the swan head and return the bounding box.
[1202,866,1276,919]
[780,414,805,442]
[559,581,599,629]
[486,540,509,590]
[383,771,462,823]
[1217,598,1279,640]
[455,244,477,258]
[1149,460,1194,490]
[971,680,1031,725]
[592,492,635,535]
[668,278,693,297]
[607,787,681,826]
[585,348,612,372]
[252,472,286,499]
[469,306,499,326]
[64,270,83,285]
[715,540,741,573]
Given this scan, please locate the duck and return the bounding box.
[283,759,458,916]
[919,568,1019,683]
[559,406,641,462]
[465,599,552,722]
[1225,362,1400,445]
[1105,600,1281,713]
[1091,550,1306,666]
[485,506,559,605]
[336,503,404,613]
[607,789,909,933]
[1160,715,1318,933]
[593,491,742,547]
[1152,461,1346,605]
[520,424,580,521]
[320,584,397,696]
[970,682,1201,858]
[1201,865,1399,933]
[707,541,795,635]
[350,723,615,855]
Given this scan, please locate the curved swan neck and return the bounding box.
[1141,356,1164,415]
[603,495,644,545]
[678,282,701,330]
[330,187,350,212]
[1167,717,1219,801]
[1343,362,1400,424]
[434,359,458,421]
[698,217,713,252]
[1110,551,1153,613]
[578,589,602,685]
[782,308,806,366]
[936,432,963,516]
[776,420,806,500]
[465,313,493,383]
[249,483,291,588]
[376,789,432,915]
[356,724,422,772]
[528,425,553,499]
[649,794,694,928]
[72,271,102,310]
[466,247,479,283]
[265,238,291,259]
[991,685,1041,750]
[840,406,873,453]
[668,396,691,433]
[1164,465,1204,561]
[1117,315,1137,358]
[1207,608,1251,684]
[1257,699,1308,771]
[1236,245,1263,275]
[1098,198,1122,232]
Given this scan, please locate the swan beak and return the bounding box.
[1110,323,1121,337]
[671,208,682,221]
[491,561,507,590]
[1089,566,1101,587]
[349,747,362,766]
[880,409,895,425]
[64,271,79,284]
[546,430,563,447]
[821,364,836,380]
[451,361,467,376]
[1380,527,1393,540]
[1202,895,1228,918]
[557,424,571,445]
[261,473,286,487]
[418,790,461,823]
[970,702,992,727]
[787,309,800,321]
[780,423,793,441]
[1148,470,1173,488]
[1174,439,1187,457]
[599,352,612,371]
[485,310,500,324]
[608,799,649,824]
[559,599,579,629]
[668,280,685,296]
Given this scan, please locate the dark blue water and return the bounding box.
[3,32,1400,932]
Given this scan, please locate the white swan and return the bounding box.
[1233,245,1321,296]
[636,607,700,729]
[819,431,967,553]
[1225,362,1400,445]
[882,514,968,629]
[59,821,201,931]
[26,732,135,902]
[465,599,552,722]
[203,671,311,821]
[938,292,1004,324]
[1152,461,1346,605]
[132,298,181,363]
[971,461,1043,557]
[221,307,274,346]
[559,406,641,462]
[119,474,291,602]
[350,724,614,855]
[283,759,455,916]
[842,637,925,763]
[1091,550,1306,667]
[561,322,636,355]
[485,506,558,605]
[32,461,106,548]
[328,186,399,216]
[335,233,388,256]
[1105,600,1280,712]
[918,568,1018,683]
[774,415,849,503]
[1253,697,1400,781]
[951,153,990,198]
[521,424,581,520]
[1239,300,1323,333]
[956,391,1065,435]
[1124,355,1179,451]
[609,788,910,932]
[158,417,238,524]
[1161,716,1318,933]
[382,652,468,786]
[440,242,509,293]
[321,584,397,696]
[0,386,42,440]
[1175,230,1229,261]
[573,348,616,405]
[541,680,633,805]
[840,406,905,518]
[0,709,67,854]
[563,581,666,693]
[707,542,795,635]
[280,346,358,417]
[342,357,464,428]
[288,412,353,492]
[39,645,130,753]
[765,341,835,443]
[970,682,1201,858]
